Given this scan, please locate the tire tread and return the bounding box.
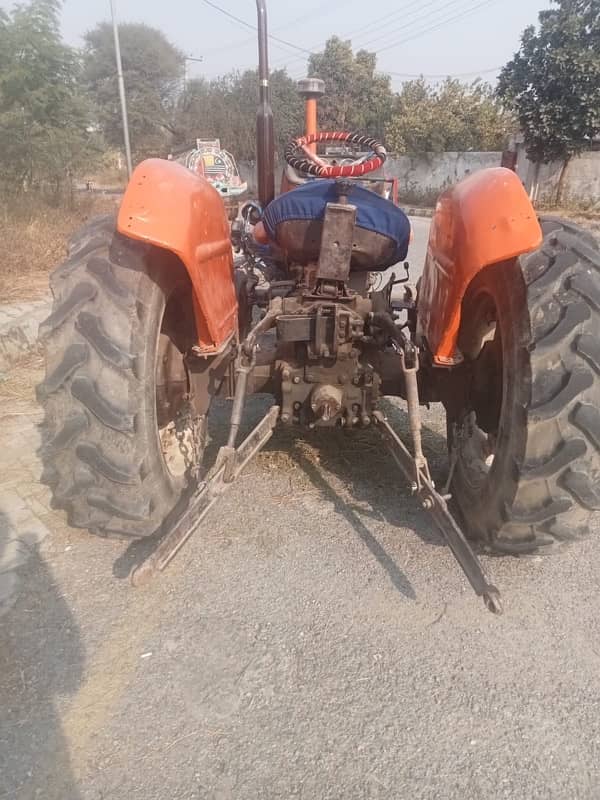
[40,215,191,540]
[453,217,600,554]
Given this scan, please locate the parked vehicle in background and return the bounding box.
[169,138,248,219]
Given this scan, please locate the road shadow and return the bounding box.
[0,525,84,800]
[265,398,450,545]
[232,396,450,600]
[203,396,430,600]
[113,395,450,587]
[287,442,416,599]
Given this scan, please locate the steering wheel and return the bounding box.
[284,131,387,178]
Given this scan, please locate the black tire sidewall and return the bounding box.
[112,234,193,510]
[41,220,202,539]
[450,259,531,544]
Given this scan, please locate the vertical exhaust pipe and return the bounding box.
[297,78,325,155]
[256,0,275,207]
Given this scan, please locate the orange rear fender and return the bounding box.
[417,168,542,366]
[117,159,237,353]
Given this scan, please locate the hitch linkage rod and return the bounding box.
[131,405,280,585]
[130,301,284,584]
[372,411,502,614]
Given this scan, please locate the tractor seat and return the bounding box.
[262,179,411,271]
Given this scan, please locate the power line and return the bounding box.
[201,0,347,58]
[355,0,475,51]
[270,0,427,69]
[374,0,499,55]
[287,0,503,83]
[254,0,470,71]
[272,0,480,70]
[279,1,349,33]
[199,0,313,56]
[288,0,501,70]
[213,0,503,83]
[288,63,501,81]
[288,0,424,57]
[344,2,424,40]
[387,66,501,78]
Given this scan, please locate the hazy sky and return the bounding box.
[4,0,553,88]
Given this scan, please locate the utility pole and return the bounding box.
[183,56,204,94]
[110,0,133,177]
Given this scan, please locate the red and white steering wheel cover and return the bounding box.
[284,131,387,178]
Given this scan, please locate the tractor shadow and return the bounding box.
[114,396,450,595]
[261,397,450,601]
[282,437,417,600]
[0,513,84,800]
[206,395,440,599]
[264,398,450,548]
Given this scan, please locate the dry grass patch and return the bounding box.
[541,206,600,237]
[0,195,119,303]
[0,348,44,404]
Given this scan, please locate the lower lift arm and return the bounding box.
[372,407,502,614]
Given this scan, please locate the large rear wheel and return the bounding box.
[39,216,221,539]
[447,218,600,554]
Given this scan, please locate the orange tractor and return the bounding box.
[40,1,600,611]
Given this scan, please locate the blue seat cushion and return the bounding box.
[262,179,411,266]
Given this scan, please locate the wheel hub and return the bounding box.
[456,306,503,490]
[156,332,198,478]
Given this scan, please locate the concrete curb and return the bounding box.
[0,297,51,371]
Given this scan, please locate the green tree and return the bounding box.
[386,78,509,154]
[497,0,600,166]
[84,22,184,161]
[0,0,93,197]
[175,68,303,160]
[307,37,394,138]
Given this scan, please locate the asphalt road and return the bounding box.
[381,214,430,288]
[3,217,600,800]
[407,215,431,282]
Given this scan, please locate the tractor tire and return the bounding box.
[39,215,210,540]
[448,217,600,555]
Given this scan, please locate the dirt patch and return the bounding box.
[0,195,119,303]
